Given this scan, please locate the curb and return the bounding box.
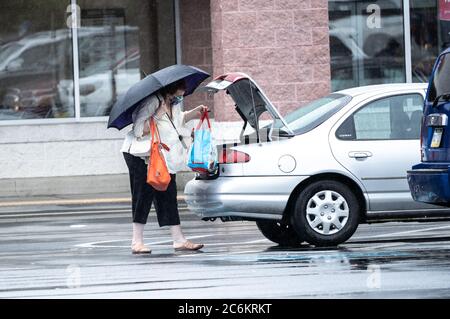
[0,195,186,208]
[0,172,195,198]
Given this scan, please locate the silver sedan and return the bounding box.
[185,73,450,246]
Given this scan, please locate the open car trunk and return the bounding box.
[204,72,294,145]
[195,73,295,180]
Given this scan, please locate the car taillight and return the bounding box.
[219,149,251,164]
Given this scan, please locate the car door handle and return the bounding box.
[348,151,372,159]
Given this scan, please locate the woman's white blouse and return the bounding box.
[120,94,191,174]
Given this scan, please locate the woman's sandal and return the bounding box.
[131,243,151,254]
[174,240,204,251]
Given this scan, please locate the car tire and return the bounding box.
[256,220,303,247]
[291,180,361,247]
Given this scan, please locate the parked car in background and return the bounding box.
[408,48,450,206]
[185,73,450,247]
[56,48,140,117]
[0,26,139,119]
[0,30,72,119]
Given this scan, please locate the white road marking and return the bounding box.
[176,249,264,258]
[356,225,450,239]
[69,225,87,228]
[74,234,213,248]
[245,239,271,244]
[357,242,407,250]
[198,240,269,247]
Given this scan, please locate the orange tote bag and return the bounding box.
[146,117,171,191]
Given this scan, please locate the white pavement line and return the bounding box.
[0,195,185,207]
[74,234,213,248]
[245,239,271,244]
[232,249,267,255]
[176,249,264,258]
[201,239,271,247]
[69,225,87,228]
[359,225,450,239]
[357,242,407,250]
[175,239,272,258]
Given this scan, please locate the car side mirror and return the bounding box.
[6,58,24,72]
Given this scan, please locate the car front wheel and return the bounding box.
[291,180,361,247]
[256,220,303,247]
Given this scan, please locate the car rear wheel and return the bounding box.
[291,180,361,247]
[256,220,303,247]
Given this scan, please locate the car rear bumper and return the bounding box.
[184,175,308,219]
[407,163,450,206]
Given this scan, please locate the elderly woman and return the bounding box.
[121,79,207,254]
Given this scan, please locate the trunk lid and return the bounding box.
[204,72,294,136]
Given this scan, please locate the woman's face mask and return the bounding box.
[170,95,184,106]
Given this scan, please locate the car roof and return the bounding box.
[337,83,428,97]
[15,26,139,46]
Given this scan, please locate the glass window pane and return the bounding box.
[440,0,450,49]
[410,0,440,82]
[329,0,406,91]
[354,98,392,139]
[274,93,352,134]
[75,0,176,117]
[0,1,74,120]
[353,94,424,140]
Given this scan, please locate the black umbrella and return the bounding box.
[107,64,210,130]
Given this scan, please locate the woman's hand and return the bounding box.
[183,105,209,123]
[195,105,209,117]
[142,119,151,136]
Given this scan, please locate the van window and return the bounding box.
[427,53,450,102]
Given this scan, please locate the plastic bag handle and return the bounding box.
[196,109,211,130]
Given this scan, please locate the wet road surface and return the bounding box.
[1,203,450,298]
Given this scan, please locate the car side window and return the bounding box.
[336,94,424,140]
[18,44,54,72]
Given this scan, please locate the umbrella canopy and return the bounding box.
[107,64,210,130]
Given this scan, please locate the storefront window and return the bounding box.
[0,0,176,121]
[410,0,440,82]
[74,0,176,117]
[0,1,74,120]
[329,0,406,91]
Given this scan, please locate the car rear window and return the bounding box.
[274,93,352,135]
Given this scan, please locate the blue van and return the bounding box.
[407,48,450,206]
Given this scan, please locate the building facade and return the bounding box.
[0,0,447,196]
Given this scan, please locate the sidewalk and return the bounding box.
[0,191,186,215]
[0,172,195,198]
